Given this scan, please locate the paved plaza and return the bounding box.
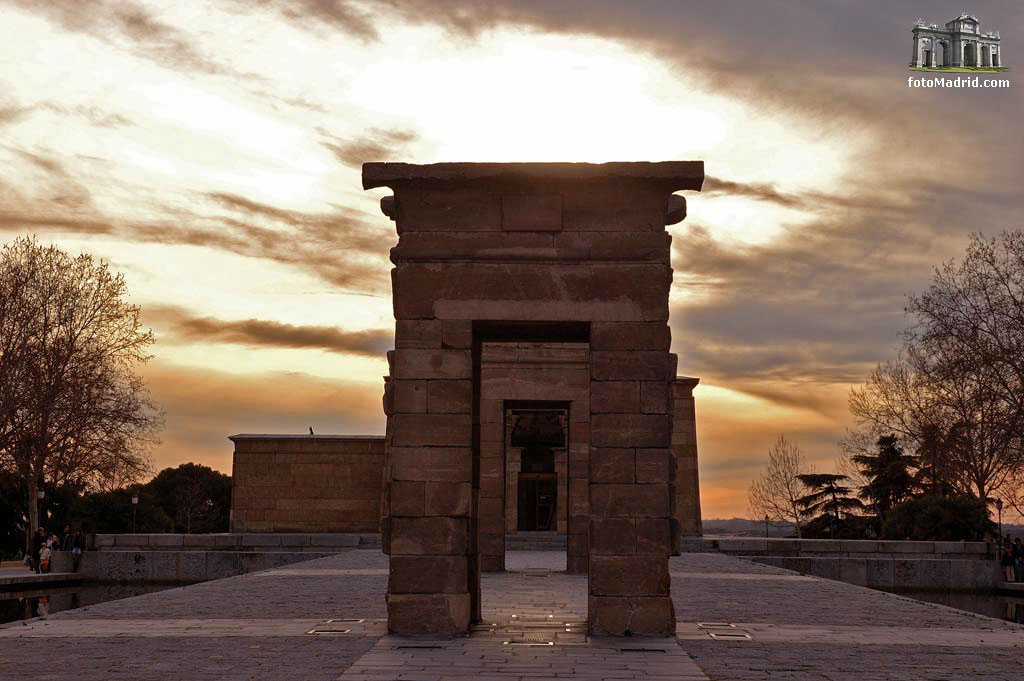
[1,550,1022,680]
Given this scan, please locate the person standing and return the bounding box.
[69,529,84,573]
[1001,541,1015,582]
[31,528,46,574]
[39,541,52,574]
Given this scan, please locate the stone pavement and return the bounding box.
[672,552,1024,681]
[0,550,389,681]
[1,550,1022,680]
[341,552,707,680]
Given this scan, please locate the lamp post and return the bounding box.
[764,515,770,539]
[36,489,45,533]
[131,495,139,534]
[996,498,1004,545]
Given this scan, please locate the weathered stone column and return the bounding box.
[589,322,677,635]
[386,320,474,634]
[671,377,702,551]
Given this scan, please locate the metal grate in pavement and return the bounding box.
[521,569,551,577]
[306,627,351,635]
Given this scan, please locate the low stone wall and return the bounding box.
[230,434,385,533]
[94,532,380,552]
[48,533,381,582]
[53,550,336,582]
[686,536,994,560]
[748,555,1003,592]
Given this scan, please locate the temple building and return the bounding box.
[229,161,706,635]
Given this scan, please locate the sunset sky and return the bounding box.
[1,1,1021,518]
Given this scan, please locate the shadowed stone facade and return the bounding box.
[229,435,385,533]
[367,161,704,636]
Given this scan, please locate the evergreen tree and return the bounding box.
[796,473,864,538]
[852,435,916,519]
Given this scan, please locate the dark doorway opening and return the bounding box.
[507,407,566,532]
[518,446,558,531]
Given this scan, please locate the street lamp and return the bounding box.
[996,498,1004,544]
[131,495,139,534]
[36,489,45,532]
[764,515,770,539]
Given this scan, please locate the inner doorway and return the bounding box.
[518,447,557,531]
[508,407,567,533]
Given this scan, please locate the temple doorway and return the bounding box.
[511,411,565,532]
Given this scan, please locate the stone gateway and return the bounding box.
[365,161,704,636]
[911,14,1004,69]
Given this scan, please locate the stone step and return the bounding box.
[505,533,567,551]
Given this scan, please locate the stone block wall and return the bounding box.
[366,160,704,637]
[229,435,385,533]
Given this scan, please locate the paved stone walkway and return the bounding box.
[672,553,1024,681]
[0,550,389,681]
[340,552,707,681]
[1,550,1022,680]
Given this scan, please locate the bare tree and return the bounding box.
[1002,467,1024,523]
[908,231,1024,421]
[844,232,1024,502]
[748,434,815,538]
[849,357,1021,500]
[0,237,162,546]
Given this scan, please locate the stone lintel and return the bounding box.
[228,434,385,441]
[362,161,705,191]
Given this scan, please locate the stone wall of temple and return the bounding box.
[229,434,385,533]
[366,160,704,636]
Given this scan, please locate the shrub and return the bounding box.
[881,495,993,541]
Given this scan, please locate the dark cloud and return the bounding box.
[0,211,112,234]
[9,0,249,77]
[39,103,134,128]
[4,150,98,212]
[320,127,418,168]
[703,176,806,209]
[0,105,30,125]
[268,0,378,39]
[147,304,392,357]
[0,152,394,293]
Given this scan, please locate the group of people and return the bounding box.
[1000,535,1024,582]
[25,525,84,574]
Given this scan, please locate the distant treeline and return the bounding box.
[1,463,230,558]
